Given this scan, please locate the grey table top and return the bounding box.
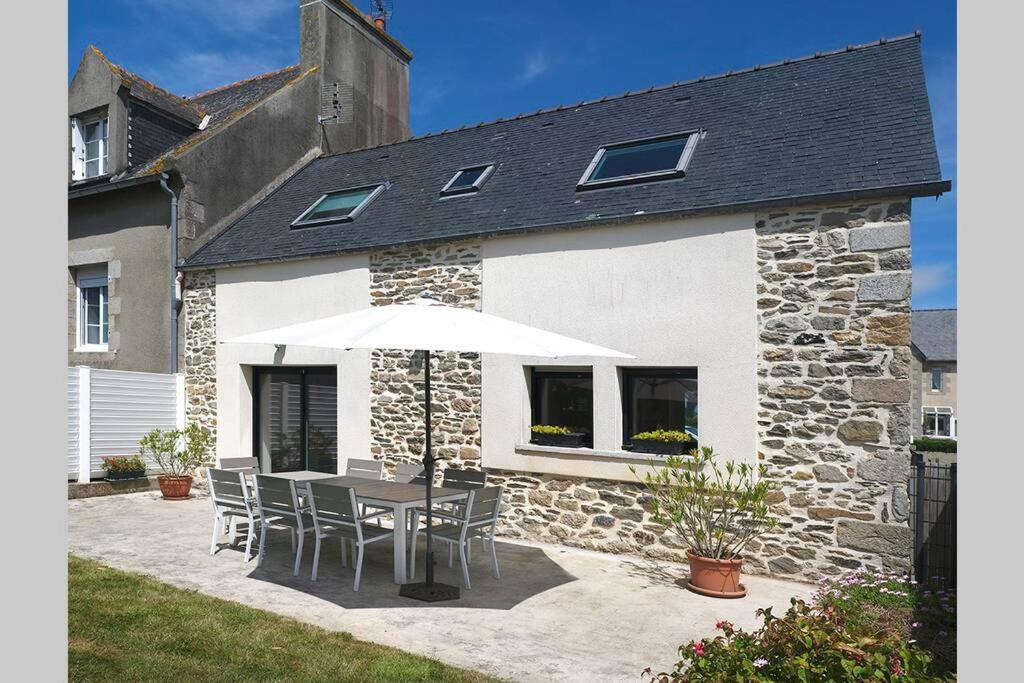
[259,471,468,505]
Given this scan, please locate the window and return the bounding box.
[923,407,954,438]
[930,367,943,392]
[291,184,386,227]
[622,368,698,445]
[76,264,109,350]
[531,370,593,445]
[254,367,338,473]
[71,114,108,179]
[440,164,495,196]
[578,131,700,189]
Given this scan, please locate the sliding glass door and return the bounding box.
[254,367,338,473]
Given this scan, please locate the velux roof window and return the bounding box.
[577,131,700,189]
[440,164,495,197]
[291,184,386,228]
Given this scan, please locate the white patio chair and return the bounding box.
[219,456,259,475]
[394,462,428,484]
[253,474,316,576]
[307,482,394,590]
[442,467,487,490]
[207,468,261,564]
[345,458,384,480]
[410,485,504,589]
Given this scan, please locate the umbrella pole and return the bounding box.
[399,348,460,602]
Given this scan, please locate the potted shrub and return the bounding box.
[138,424,212,500]
[102,455,148,481]
[629,429,695,455]
[632,446,776,598]
[530,424,587,448]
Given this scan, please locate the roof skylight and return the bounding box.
[291,184,386,228]
[578,131,700,189]
[440,164,495,197]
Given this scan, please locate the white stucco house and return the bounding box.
[180,29,949,581]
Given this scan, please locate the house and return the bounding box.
[911,308,958,439]
[180,33,949,582]
[67,0,411,373]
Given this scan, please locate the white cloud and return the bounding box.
[145,51,290,96]
[134,0,293,33]
[520,48,549,83]
[913,262,953,296]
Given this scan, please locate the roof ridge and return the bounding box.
[88,45,208,117]
[913,307,957,312]
[187,64,302,100]
[320,32,923,158]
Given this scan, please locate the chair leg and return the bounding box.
[410,529,419,580]
[293,530,304,577]
[290,528,296,554]
[311,535,322,581]
[459,540,471,589]
[340,536,348,567]
[257,524,268,568]
[244,517,255,564]
[490,534,500,579]
[448,543,453,568]
[210,513,220,555]
[466,538,471,564]
[354,544,365,592]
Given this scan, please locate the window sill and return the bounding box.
[74,345,109,353]
[514,443,690,464]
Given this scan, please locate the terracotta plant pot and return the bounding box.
[157,475,193,500]
[685,549,747,598]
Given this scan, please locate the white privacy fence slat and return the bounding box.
[68,367,185,482]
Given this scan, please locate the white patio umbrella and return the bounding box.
[223,297,633,601]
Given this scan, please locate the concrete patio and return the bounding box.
[68,491,814,682]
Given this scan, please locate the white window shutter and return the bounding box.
[70,119,85,180]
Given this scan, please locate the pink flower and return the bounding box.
[692,642,706,656]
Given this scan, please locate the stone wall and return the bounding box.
[752,199,914,580]
[368,243,483,476]
[183,269,217,465]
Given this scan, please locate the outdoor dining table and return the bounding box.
[259,471,469,584]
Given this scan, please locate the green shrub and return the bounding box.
[530,425,573,435]
[913,437,957,453]
[138,424,212,477]
[630,446,776,560]
[645,570,956,681]
[631,429,693,443]
[102,455,147,475]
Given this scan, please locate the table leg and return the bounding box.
[392,503,407,584]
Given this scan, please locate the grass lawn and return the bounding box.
[68,555,500,682]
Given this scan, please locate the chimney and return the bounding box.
[299,0,411,152]
[372,15,387,32]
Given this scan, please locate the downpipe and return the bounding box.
[158,173,180,374]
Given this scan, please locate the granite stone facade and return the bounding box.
[182,269,217,465]
[752,199,914,580]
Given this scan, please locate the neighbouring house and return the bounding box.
[67,0,411,373]
[911,308,958,440]
[180,33,949,582]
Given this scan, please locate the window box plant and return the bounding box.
[632,446,776,598]
[138,424,212,500]
[102,455,147,481]
[629,429,695,455]
[530,425,587,448]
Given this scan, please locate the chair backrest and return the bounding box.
[207,468,250,508]
[394,462,427,484]
[253,475,299,519]
[345,458,384,480]
[466,486,504,526]
[443,467,487,490]
[219,457,259,474]
[307,482,359,529]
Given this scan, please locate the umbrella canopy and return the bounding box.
[222,296,634,359]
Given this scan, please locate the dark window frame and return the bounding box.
[439,163,496,197]
[577,130,702,190]
[252,366,338,473]
[621,367,699,447]
[290,183,387,228]
[530,368,594,446]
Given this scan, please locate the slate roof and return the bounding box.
[188,65,302,126]
[912,309,957,362]
[185,34,949,269]
[90,46,206,126]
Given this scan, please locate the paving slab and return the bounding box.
[69,492,815,682]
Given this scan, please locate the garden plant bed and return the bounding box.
[67,555,497,682]
[67,477,160,500]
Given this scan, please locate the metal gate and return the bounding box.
[910,451,956,588]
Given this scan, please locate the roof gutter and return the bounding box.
[67,173,161,200]
[181,179,951,271]
[157,173,180,374]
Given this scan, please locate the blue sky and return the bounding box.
[69,1,956,309]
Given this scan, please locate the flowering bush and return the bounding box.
[102,455,147,478]
[645,570,956,681]
[530,425,574,435]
